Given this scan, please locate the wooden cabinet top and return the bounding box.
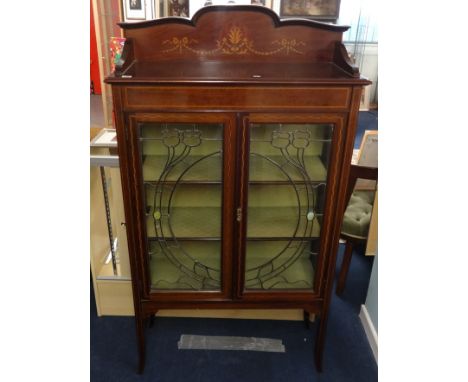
[105,5,370,86]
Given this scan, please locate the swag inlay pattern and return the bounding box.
[162,26,306,56]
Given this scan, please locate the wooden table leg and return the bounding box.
[336,240,354,295]
[303,310,310,329]
[149,314,155,328]
[136,314,146,374]
[314,312,330,373]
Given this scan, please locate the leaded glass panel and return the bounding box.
[139,122,223,291]
[245,123,333,290]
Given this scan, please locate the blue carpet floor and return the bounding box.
[91,111,378,381]
[355,110,378,149]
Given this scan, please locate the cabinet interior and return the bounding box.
[138,121,332,291]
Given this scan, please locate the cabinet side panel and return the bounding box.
[318,87,363,300]
[111,86,146,312]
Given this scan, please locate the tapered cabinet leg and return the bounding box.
[136,314,146,374]
[303,310,310,329]
[336,240,354,295]
[149,314,155,328]
[314,314,328,373]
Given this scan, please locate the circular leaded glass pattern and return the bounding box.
[141,122,333,291]
[244,123,333,290]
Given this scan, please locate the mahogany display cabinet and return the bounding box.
[105,5,371,373]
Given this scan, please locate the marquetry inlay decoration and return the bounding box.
[162,25,306,56]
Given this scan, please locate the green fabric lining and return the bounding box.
[341,190,375,239]
[145,206,321,238]
[142,154,327,183]
[149,240,315,291]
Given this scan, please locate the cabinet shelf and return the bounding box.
[249,154,327,182]
[144,180,327,186]
[148,236,320,242]
[145,206,321,239]
[149,241,221,290]
[142,154,221,182]
[142,154,327,183]
[145,180,222,185]
[149,240,315,290]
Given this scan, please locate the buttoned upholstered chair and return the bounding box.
[336,164,378,295]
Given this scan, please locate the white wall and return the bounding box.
[190,0,251,17]
[359,251,378,362]
[345,43,378,109]
[365,252,378,332]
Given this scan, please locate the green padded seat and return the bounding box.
[341,190,375,239]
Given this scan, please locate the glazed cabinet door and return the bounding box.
[128,113,237,299]
[237,113,345,298]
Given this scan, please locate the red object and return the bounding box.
[110,37,126,73]
[90,0,102,95]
